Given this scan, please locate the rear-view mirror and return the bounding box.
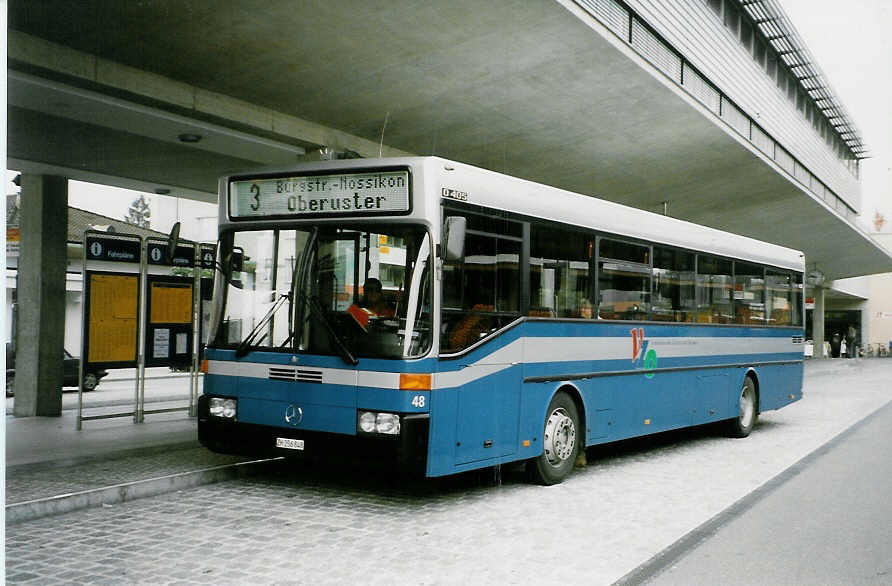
[443,216,466,261]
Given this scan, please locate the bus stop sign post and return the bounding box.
[77,231,142,430]
[136,237,148,423]
[77,227,205,429]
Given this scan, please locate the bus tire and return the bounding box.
[527,391,580,485]
[725,375,758,438]
[83,373,98,392]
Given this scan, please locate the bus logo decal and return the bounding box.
[632,328,658,379]
[284,405,303,426]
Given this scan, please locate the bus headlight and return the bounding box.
[359,411,377,433]
[357,411,401,435]
[376,413,401,435]
[209,397,237,419]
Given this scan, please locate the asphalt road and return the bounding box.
[640,400,892,585]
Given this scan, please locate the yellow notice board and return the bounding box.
[88,273,138,364]
[150,282,193,324]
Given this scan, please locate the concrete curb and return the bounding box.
[6,457,282,524]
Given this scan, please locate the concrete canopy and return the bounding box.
[7,0,891,280]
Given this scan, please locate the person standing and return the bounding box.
[830,332,841,358]
[846,325,857,359]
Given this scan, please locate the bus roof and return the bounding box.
[423,157,804,273]
[219,156,805,272]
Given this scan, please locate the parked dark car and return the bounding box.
[6,345,108,397]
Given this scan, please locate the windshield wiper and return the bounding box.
[235,293,290,357]
[296,290,358,366]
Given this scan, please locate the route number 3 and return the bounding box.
[411,395,425,408]
[250,183,260,211]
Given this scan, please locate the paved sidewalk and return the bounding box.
[5,358,892,523]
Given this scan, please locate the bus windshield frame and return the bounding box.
[209,222,433,361]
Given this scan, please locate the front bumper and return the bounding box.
[197,394,429,472]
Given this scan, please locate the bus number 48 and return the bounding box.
[411,395,425,408]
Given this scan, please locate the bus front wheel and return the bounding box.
[528,392,580,485]
[725,376,758,438]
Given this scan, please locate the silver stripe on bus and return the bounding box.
[206,360,398,388]
[206,334,799,390]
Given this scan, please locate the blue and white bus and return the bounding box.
[198,157,804,484]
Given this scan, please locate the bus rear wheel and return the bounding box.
[725,376,758,438]
[528,392,580,485]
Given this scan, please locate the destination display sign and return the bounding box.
[85,235,141,263]
[229,170,410,218]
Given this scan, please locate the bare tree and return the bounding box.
[124,194,151,228]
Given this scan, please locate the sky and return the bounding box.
[778,0,892,231]
[5,1,890,234]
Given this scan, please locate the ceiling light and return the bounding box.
[178,133,202,143]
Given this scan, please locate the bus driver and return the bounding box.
[360,278,395,318]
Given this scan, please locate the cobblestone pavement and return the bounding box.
[6,360,892,585]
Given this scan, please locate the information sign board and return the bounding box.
[85,235,141,263]
[200,244,217,269]
[144,276,194,367]
[83,272,139,367]
[147,241,196,267]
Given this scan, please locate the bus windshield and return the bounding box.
[213,223,432,360]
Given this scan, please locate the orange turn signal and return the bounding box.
[200,359,209,374]
[400,373,431,390]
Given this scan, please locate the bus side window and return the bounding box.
[440,210,522,353]
[530,225,592,318]
[597,239,650,320]
[652,246,695,322]
[696,255,733,323]
[765,270,792,325]
[734,262,765,325]
[791,273,804,326]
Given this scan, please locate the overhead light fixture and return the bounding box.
[178,133,202,143]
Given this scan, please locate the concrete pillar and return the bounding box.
[812,286,825,359]
[14,175,68,417]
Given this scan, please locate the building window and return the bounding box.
[753,38,767,67]
[724,2,740,36]
[740,19,753,51]
[766,48,777,79]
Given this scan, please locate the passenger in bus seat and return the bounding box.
[448,304,494,350]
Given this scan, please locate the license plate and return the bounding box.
[276,437,304,451]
